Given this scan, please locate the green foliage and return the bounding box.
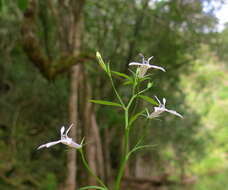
[180,44,228,189]
[193,168,228,190]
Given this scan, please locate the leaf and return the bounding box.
[123,80,134,85]
[138,76,151,83]
[138,95,158,105]
[90,100,122,107]
[129,110,145,127]
[79,186,108,190]
[111,71,132,81]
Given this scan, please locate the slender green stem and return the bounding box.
[114,132,129,190]
[114,152,128,190]
[114,108,130,190]
[137,87,150,96]
[129,79,140,120]
[114,73,148,190]
[109,75,125,108]
[127,95,136,110]
[132,78,137,95]
[79,149,108,190]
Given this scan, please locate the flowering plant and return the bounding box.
[38,52,183,190]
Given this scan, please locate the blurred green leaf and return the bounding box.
[138,95,158,105]
[90,100,122,107]
[111,71,132,81]
[123,80,134,85]
[129,110,145,127]
[138,76,152,83]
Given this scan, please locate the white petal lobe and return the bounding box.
[61,126,65,135]
[129,62,144,66]
[37,140,61,150]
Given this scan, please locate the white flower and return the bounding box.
[147,96,183,119]
[37,124,82,150]
[129,54,165,78]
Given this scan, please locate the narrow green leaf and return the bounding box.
[79,185,108,190]
[111,71,132,81]
[123,80,134,85]
[90,100,122,107]
[129,110,145,127]
[138,76,151,83]
[138,95,158,105]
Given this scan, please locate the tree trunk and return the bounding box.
[79,65,104,185]
[66,0,85,190]
[67,65,80,190]
[21,0,86,189]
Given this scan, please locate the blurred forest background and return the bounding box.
[0,0,227,190]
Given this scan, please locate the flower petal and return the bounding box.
[66,124,73,136]
[148,56,154,62]
[163,98,166,105]
[129,62,144,66]
[61,126,65,135]
[148,64,166,72]
[154,96,161,105]
[165,109,183,118]
[37,140,62,150]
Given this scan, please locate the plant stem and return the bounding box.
[109,75,125,107]
[79,149,108,190]
[114,109,130,190]
[114,74,142,190]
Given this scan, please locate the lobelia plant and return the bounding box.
[37,52,183,190]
